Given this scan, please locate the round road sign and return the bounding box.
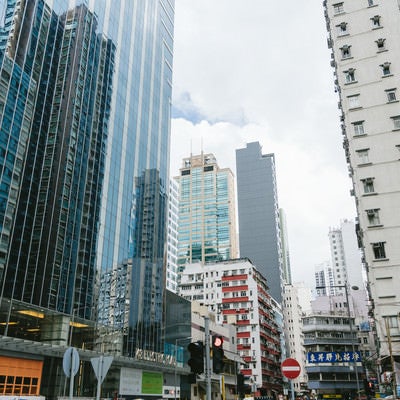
[63,347,80,378]
[281,358,301,379]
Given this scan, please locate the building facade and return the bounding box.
[328,219,365,294]
[0,0,175,398]
[236,142,284,303]
[283,284,307,395]
[175,152,238,269]
[166,178,180,293]
[324,0,400,363]
[303,310,363,398]
[178,259,283,397]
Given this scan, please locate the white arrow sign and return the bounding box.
[91,355,113,384]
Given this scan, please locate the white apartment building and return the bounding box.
[315,261,335,296]
[178,259,283,397]
[283,284,307,394]
[324,0,400,361]
[328,219,365,294]
[166,178,179,292]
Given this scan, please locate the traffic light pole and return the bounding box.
[204,316,212,400]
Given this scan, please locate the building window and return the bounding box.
[333,2,344,14]
[337,22,348,36]
[371,15,381,28]
[372,242,386,259]
[391,116,400,130]
[361,177,375,194]
[381,62,391,76]
[376,38,386,51]
[340,45,352,59]
[352,121,365,135]
[386,88,397,102]
[356,149,370,164]
[348,94,360,109]
[386,316,398,328]
[368,0,375,5]
[366,209,381,225]
[344,68,356,83]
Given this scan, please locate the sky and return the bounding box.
[169,0,357,288]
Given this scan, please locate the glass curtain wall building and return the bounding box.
[236,142,284,303]
[0,0,174,358]
[175,152,238,273]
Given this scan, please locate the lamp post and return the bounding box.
[174,336,191,400]
[316,284,361,398]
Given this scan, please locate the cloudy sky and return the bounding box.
[169,0,357,288]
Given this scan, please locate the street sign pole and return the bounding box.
[63,348,80,400]
[91,355,113,400]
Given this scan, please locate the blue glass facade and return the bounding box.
[0,0,174,357]
[176,153,237,269]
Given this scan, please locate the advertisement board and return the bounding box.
[119,368,163,396]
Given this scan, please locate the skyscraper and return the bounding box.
[175,152,238,270]
[324,0,400,361]
[236,142,284,303]
[328,219,364,293]
[0,0,174,359]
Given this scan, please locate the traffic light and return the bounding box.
[237,373,245,396]
[187,341,204,374]
[212,335,224,374]
[237,373,251,397]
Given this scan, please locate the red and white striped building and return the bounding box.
[178,258,283,396]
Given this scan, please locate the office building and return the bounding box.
[175,152,238,270]
[280,209,292,285]
[236,142,284,303]
[0,0,174,398]
[324,0,400,362]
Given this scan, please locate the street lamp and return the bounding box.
[174,336,191,400]
[316,284,361,398]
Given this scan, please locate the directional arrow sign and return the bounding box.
[281,358,301,380]
[91,355,113,384]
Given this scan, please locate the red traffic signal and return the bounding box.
[212,335,224,374]
[213,335,223,347]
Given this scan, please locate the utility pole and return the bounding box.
[384,317,397,399]
[204,316,212,400]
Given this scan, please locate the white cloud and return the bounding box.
[170,0,357,288]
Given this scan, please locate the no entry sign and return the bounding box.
[281,358,301,379]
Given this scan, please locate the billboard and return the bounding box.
[119,368,163,396]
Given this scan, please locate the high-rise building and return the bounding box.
[0,0,174,394]
[236,142,284,303]
[328,219,365,293]
[280,209,292,284]
[315,261,335,296]
[283,284,307,394]
[175,152,238,270]
[166,178,179,293]
[324,0,400,361]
